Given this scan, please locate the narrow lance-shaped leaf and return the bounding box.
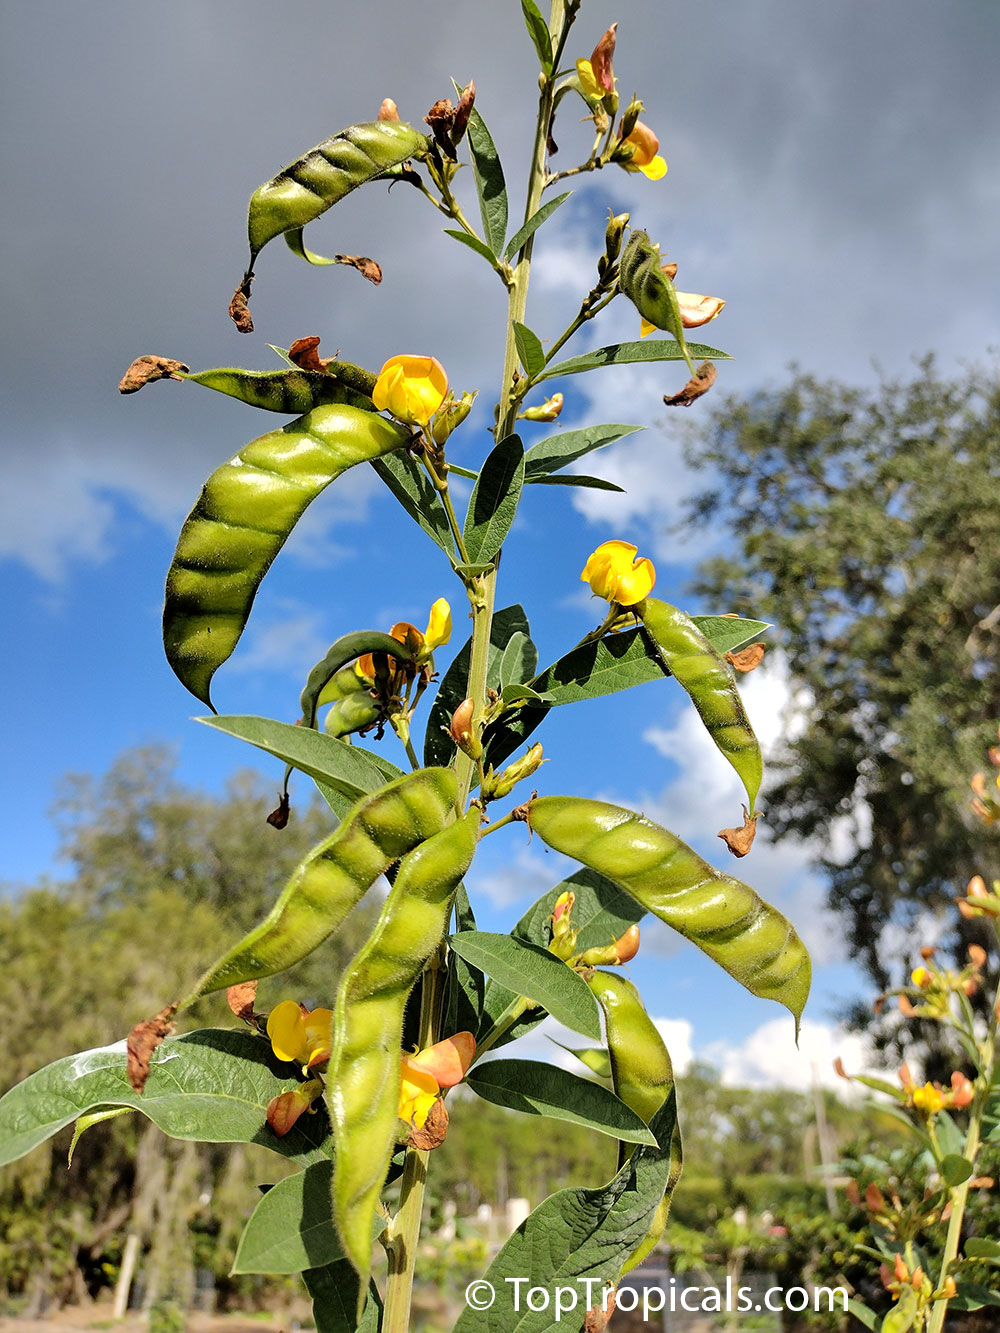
[640,596,763,813]
[371,451,457,557]
[504,191,570,261]
[466,1059,656,1145]
[466,108,508,256]
[523,423,642,479]
[443,228,505,270]
[528,796,811,1026]
[463,433,525,564]
[527,474,623,492]
[535,339,729,382]
[519,0,554,74]
[163,403,411,708]
[246,120,429,272]
[0,1030,334,1170]
[184,768,457,1001]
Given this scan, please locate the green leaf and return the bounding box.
[523,424,642,479]
[163,403,411,709]
[467,1059,655,1144]
[845,1298,879,1331]
[552,1043,613,1082]
[504,192,570,261]
[690,615,772,656]
[198,715,402,801]
[462,434,525,564]
[965,1238,1000,1261]
[0,1030,333,1169]
[881,1287,918,1332]
[449,932,602,1040]
[466,109,508,256]
[952,1280,1000,1311]
[371,452,456,558]
[536,339,729,382]
[443,228,504,270]
[526,474,624,492]
[941,1153,975,1186]
[499,683,550,705]
[298,630,415,728]
[513,322,546,379]
[302,1261,382,1333]
[447,463,480,481]
[451,561,496,578]
[453,1094,678,1333]
[935,1109,966,1158]
[445,885,485,1037]
[233,1162,386,1274]
[424,604,530,767]
[499,632,538,689]
[519,0,554,74]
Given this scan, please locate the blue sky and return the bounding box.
[2,0,999,1089]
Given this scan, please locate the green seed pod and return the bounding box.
[587,969,681,1274]
[247,121,430,271]
[619,229,693,370]
[182,367,375,415]
[163,403,411,708]
[529,796,811,1025]
[640,596,763,813]
[183,767,458,1002]
[327,809,481,1281]
[324,692,381,739]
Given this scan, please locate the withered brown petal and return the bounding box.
[584,1290,616,1333]
[335,254,383,285]
[406,1099,449,1151]
[453,80,476,142]
[288,336,328,373]
[228,278,254,334]
[664,360,718,407]
[717,806,758,858]
[126,1003,178,1093]
[226,982,259,1021]
[726,643,765,674]
[266,792,291,829]
[118,356,190,394]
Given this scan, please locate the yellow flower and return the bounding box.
[911,1082,944,1115]
[911,966,932,989]
[356,600,452,683]
[266,1001,333,1069]
[372,355,449,426]
[576,24,617,101]
[640,287,726,338]
[423,597,452,651]
[581,540,656,607]
[620,120,667,180]
[399,1031,475,1128]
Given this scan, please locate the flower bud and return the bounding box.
[619,98,643,141]
[378,98,401,122]
[431,389,477,445]
[589,24,617,95]
[520,393,563,422]
[943,1277,958,1299]
[893,1253,909,1284]
[968,943,988,969]
[949,1071,974,1108]
[488,743,545,800]
[604,210,630,264]
[910,1267,924,1291]
[267,1078,324,1137]
[919,945,935,960]
[968,875,988,897]
[576,924,641,967]
[449,698,482,759]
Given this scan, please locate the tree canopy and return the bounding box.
[684,360,1000,997]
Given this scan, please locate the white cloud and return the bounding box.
[472,845,563,912]
[226,598,329,678]
[702,1015,877,1093]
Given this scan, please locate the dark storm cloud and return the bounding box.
[1,0,998,575]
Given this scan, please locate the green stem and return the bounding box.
[926,956,999,1333]
[473,995,535,1062]
[543,288,617,367]
[420,447,472,565]
[381,11,569,1329]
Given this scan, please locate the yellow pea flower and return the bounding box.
[266,1000,333,1069]
[911,1082,944,1115]
[910,966,932,989]
[576,24,617,101]
[399,1031,476,1128]
[356,599,452,682]
[373,355,449,426]
[619,121,667,180]
[581,540,656,607]
[423,597,452,652]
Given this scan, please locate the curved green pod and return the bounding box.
[618,229,694,371]
[640,596,763,814]
[529,796,811,1024]
[184,767,458,1002]
[246,121,429,270]
[182,367,375,415]
[327,809,480,1282]
[163,402,411,708]
[586,969,681,1274]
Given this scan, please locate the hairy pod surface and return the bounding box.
[618,229,686,347]
[247,121,429,268]
[530,797,811,1023]
[185,768,458,1001]
[163,403,411,707]
[328,809,481,1280]
[640,596,763,813]
[587,969,681,1274]
[185,367,376,415]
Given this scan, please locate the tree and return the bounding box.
[683,359,1000,1001]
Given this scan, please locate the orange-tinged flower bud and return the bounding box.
[962,977,978,997]
[408,1032,476,1088]
[613,924,640,964]
[618,120,667,180]
[373,355,449,426]
[267,1078,324,1136]
[943,1277,958,1299]
[910,1267,924,1291]
[898,1063,915,1092]
[553,890,575,924]
[968,875,988,898]
[520,393,564,422]
[968,943,988,969]
[949,1071,974,1108]
[581,539,656,607]
[585,23,617,95]
[920,945,935,960]
[378,98,401,122]
[893,1254,909,1284]
[866,1183,886,1214]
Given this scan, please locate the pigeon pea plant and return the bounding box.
[837,744,1000,1333]
[0,4,811,1331]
